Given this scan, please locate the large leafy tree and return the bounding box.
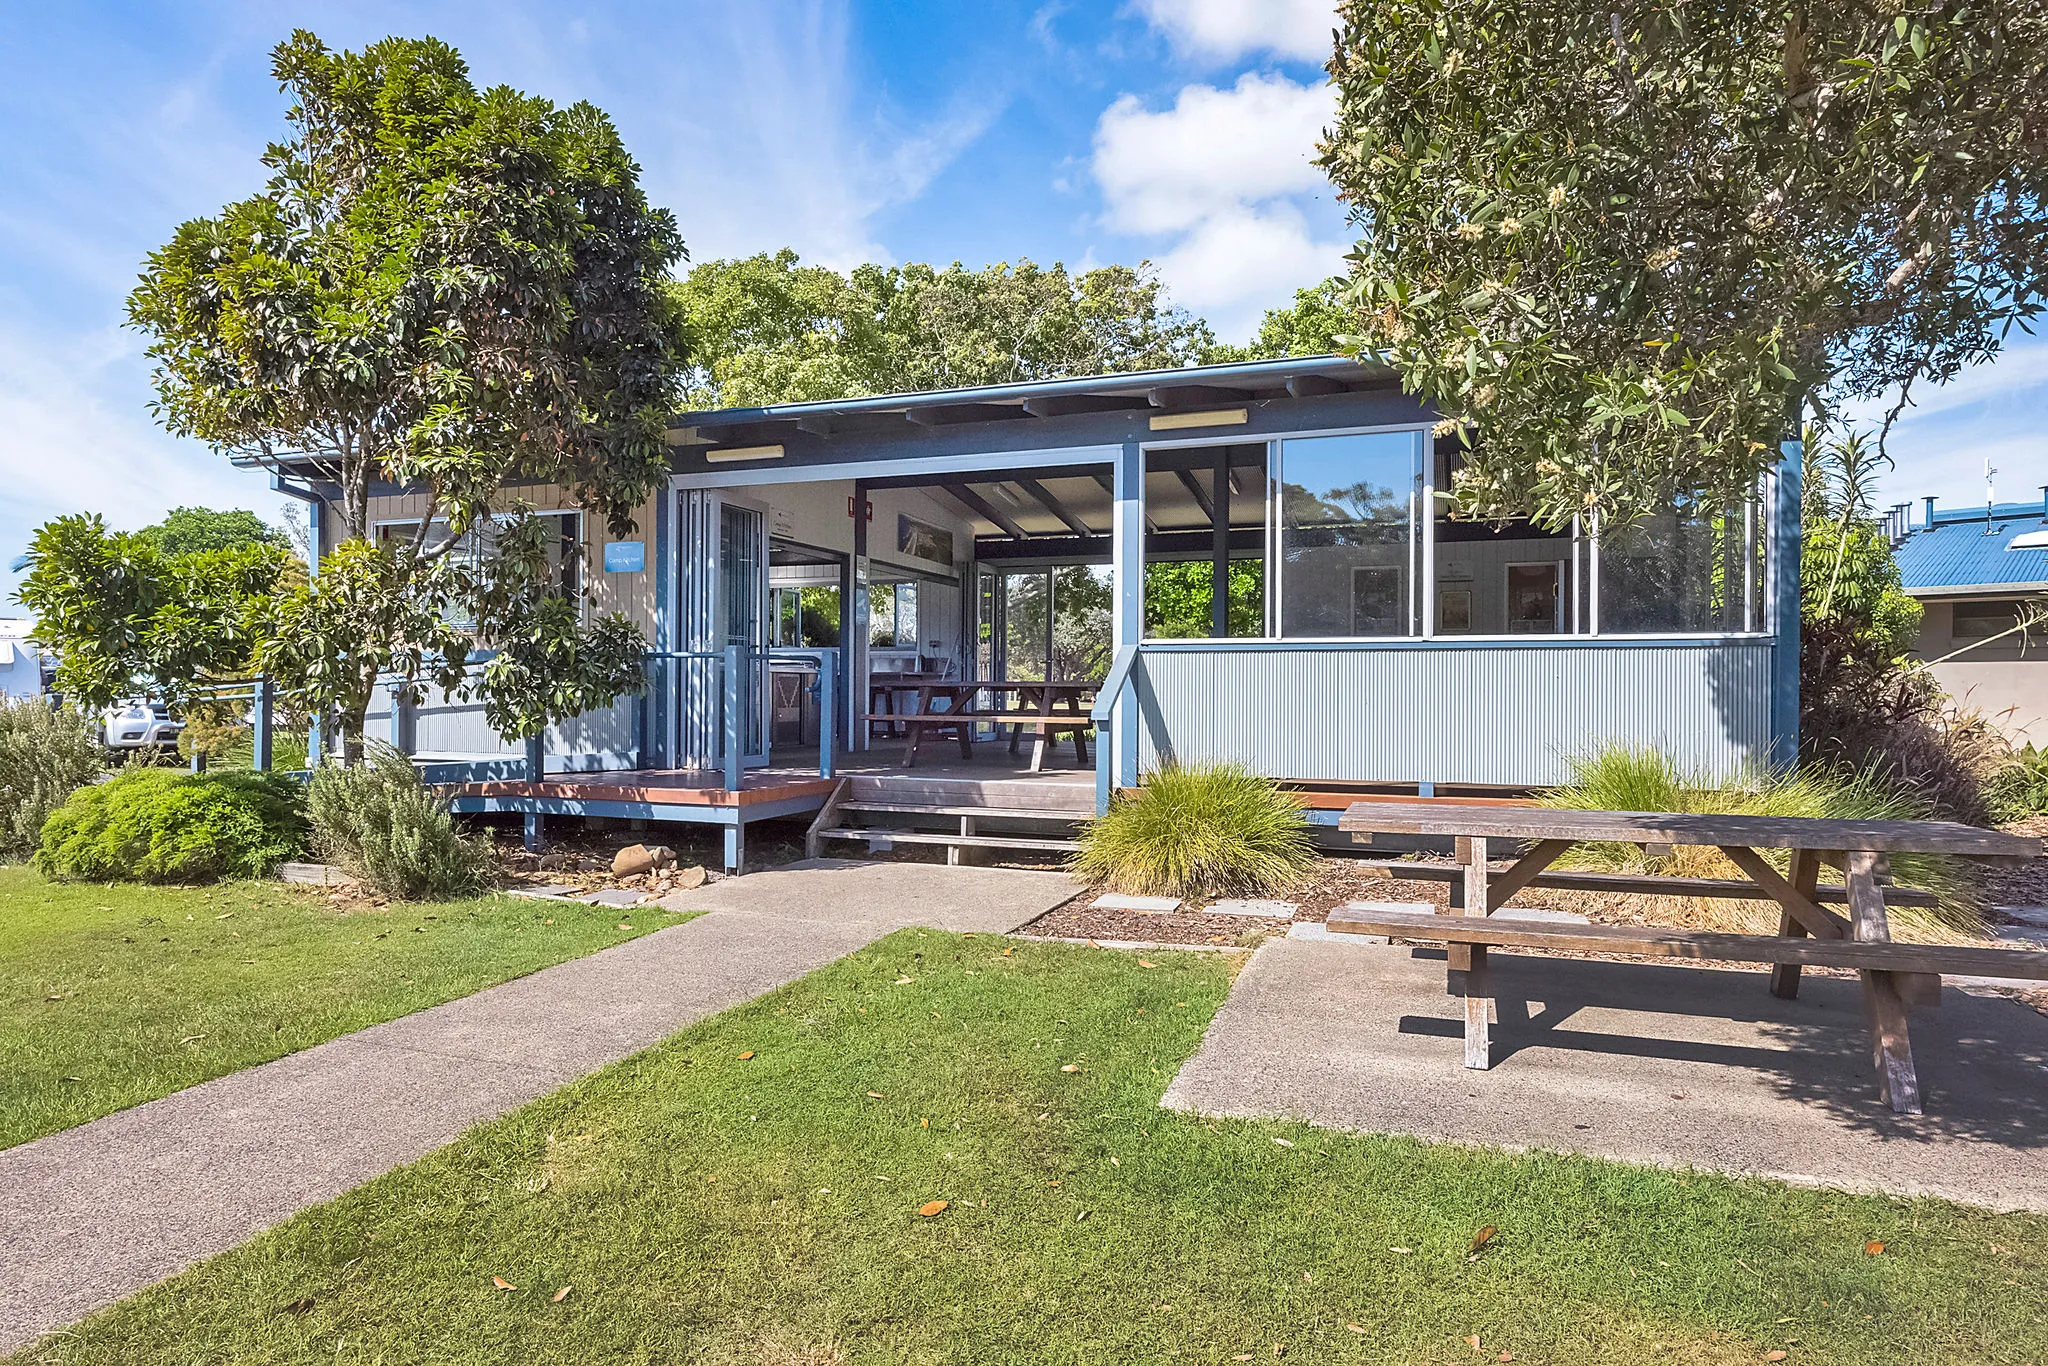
[135,506,289,558]
[124,32,687,757]
[1322,1,2048,527]
[675,251,1217,407]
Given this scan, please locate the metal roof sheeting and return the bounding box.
[1894,503,2048,595]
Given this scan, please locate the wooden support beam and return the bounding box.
[1770,848,1819,999]
[795,414,833,438]
[1717,846,1852,940]
[905,403,1027,427]
[936,483,1029,540]
[1285,374,1347,398]
[1485,839,1573,912]
[1015,476,1094,537]
[1021,393,1148,418]
[1847,850,1922,1115]
[1148,383,1250,410]
[1092,471,1159,532]
[1174,467,1216,521]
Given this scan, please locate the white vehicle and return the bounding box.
[101,700,183,753]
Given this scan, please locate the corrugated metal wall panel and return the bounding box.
[1132,641,1773,785]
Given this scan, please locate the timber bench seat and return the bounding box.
[1335,801,2044,1115]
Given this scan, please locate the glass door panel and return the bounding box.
[718,503,769,765]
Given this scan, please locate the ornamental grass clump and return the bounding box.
[35,767,305,883]
[1542,744,1985,940]
[306,741,493,899]
[0,699,103,862]
[1071,761,1317,901]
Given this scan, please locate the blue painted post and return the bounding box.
[1769,430,1804,773]
[723,643,743,792]
[306,711,322,769]
[1110,438,1145,795]
[818,651,836,779]
[523,732,545,852]
[251,676,273,772]
[387,682,408,753]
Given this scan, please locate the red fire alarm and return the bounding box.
[847,497,872,520]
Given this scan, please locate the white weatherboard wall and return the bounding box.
[1132,639,1774,786]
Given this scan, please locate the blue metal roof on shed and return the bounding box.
[1894,502,2048,595]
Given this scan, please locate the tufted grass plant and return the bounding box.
[1071,760,1317,901]
[1542,744,1986,939]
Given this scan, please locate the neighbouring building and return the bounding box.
[0,620,51,700]
[1892,496,2048,744]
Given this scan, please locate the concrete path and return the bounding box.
[1164,936,2048,1212]
[0,860,1075,1355]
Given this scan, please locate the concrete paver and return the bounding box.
[1164,935,2048,1212]
[0,859,1075,1355]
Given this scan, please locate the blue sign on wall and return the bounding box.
[603,540,645,573]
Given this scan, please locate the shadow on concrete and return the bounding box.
[1397,951,2048,1148]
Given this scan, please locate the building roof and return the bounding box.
[670,354,1396,436]
[1894,502,2048,597]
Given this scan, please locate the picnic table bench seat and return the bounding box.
[1334,800,2044,1115]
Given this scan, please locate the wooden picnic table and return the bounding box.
[1330,802,2048,1115]
[863,679,1095,771]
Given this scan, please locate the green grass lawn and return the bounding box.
[0,865,668,1150]
[15,930,2045,1365]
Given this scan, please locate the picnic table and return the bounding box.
[1329,803,2048,1115]
[863,679,1095,771]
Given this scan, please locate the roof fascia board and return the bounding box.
[1904,582,2048,598]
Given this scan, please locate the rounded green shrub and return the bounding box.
[35,767,306,882]
[1071,760,1317,900]
[306,741,492,899]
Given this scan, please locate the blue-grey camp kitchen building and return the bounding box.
[281,355,1802,860]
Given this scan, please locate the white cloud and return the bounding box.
[1131,0,1338,64]
[1093,72,1333,234]
[1090,71,1347,340]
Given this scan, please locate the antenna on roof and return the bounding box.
[1985,457,1999,534]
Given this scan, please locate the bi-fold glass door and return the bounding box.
[674,490,771,771]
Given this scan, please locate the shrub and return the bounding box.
[1987,745,2048,822]
[35,767,306,882]
[1542,744,1984,940]
[306,742,492,898]
[1071,761,1317,900]
[0,700,104,861]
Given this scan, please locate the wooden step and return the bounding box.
[839,801,1084,821]
[845,774,1097,816]
[814,827,1080,853]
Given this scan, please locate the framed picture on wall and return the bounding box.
[897,513,954,567]
[1439,588,1473,632]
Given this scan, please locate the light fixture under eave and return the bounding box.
[704,444,786,463]
[1149,408,1249,432]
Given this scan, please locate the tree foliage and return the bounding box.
[674,251,1217,407]
[122,31,686,753]
[16,515,295,712]
[1322,0,2048,527]
[1209,278,1352,363]
[135,507,288,558]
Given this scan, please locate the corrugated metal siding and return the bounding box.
[362,685,637,766]
[1133,640,1773,786]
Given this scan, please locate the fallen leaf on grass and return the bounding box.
[895,976,914,985]
[1001,947,1014,956]
[1076,1210,1090,1222]
[492,1277,516,1291]
[737,1051,756,1060]
[1271,1138,1294,1148]
[281,1296,316,1315]
[1137,960,1157,969]
[179,1035,207,1045]
[1389,1247,1412,1255]
[1499,1354,1514,1363]
[1464,1335,1481,1351]
[1765,1353,1788,1362]
[1233,1356,1254,1362]
[215,911,234,919]
[552,1286,571,1303]
[918,1200,949,1217]
[1346,1324,1366,1334]
[1864,1240,1885,1256]
[1469,1225,1496,1252]
[1060,1063,1080,1073]
[867,1091,885,1098]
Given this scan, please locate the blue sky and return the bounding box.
[1,0,2042,605]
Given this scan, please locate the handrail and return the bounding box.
[1091,644,1142,815]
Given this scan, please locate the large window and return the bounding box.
[1276,431,1424,638]
[1597,496,1764,634]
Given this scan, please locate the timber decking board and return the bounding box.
[1337,802,2041,858]
[1347,859,1942,908]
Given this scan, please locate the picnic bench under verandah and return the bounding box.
[864,679,1096,771]
[1329,803,2048,1115]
